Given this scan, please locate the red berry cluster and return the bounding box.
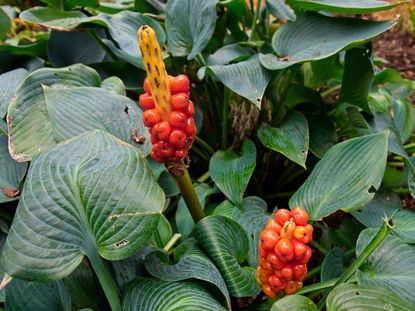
[139,75,196,163]
[257,207,313,297]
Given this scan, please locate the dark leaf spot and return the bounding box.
[368,185,377,193]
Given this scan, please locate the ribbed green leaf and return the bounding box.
[199,56,272,107]
[257,111,309,167]
[393,99,415,143]
[122,278,227,311]
[8,65,150,161]
[166,0,218,60]
[193,215,260,297]
[0,68,28,119]
[149,214,173,248]
[1,131,164,281]
[327,283,413,311]
[392,209,415,244]
[308,115,337,158]
[352,189,401,228]
[290,132,389,220]
[101,76,126,96]
[339,46,374,109]
[209,140,256,206]
[266,0,296,21]
[5,280,71,311]
[356,229,415,304]
[287,0,404,14]
[260,13,395,70]
[0,133,27,203]
[206,44,254,66]
[47,30,106,67]
[271,295,317,311]
[175,183,218,238]
[144,239,231,309]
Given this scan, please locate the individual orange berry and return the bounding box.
[280,266,293,281]
[259,244,268,257]
[168,130,187,148]
[275,239,294,261]
[305,224,313,243]
[259,257,272,271]
[295,281,303,290]
[284,281,297,295]
[170,75,190,94]
[260,229,279,251]
[143,78,151,94]
[265,219,282,233]
[169,111,188,129]
[296,246,312,265]
[139,93,155,110]
[143,109,161,127]
[174,149,187,160]
[171,93,189,111]
[159,143,174,158]
[184,118,196,136]
[293,264,307,281]
[280,220,296,239]
[293,226,312,244]
[266,253,284,269]
[268,275,285,288]
[186,100,195,117]
[292,240,307,260]
[291,207,308,225]
[275,209,292,225]
[150,149,164,163]
[262,284,276,298]
[152,121,171,141]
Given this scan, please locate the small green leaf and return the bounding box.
[0,133,27,203]
[1,131,164,281]
[266,0,296,21]
[327,283,413,311]
[356,229,415,304]
[122,278,227,311]
[287,0,405,14]
[166,0,218,60]
[271,295,317,311]
[144,239,231,309]
[206,44,255,66]
[47,30,106,67]
[175,183,218,238]
[0,7,11,41]
[260,13,395,70]
[199,56,272,107]
[0,68,28,119]
[5,280,71,311]
[101,76,126,96]
[352,189,401,228]
[339,46,374,110]
[257,111,309,167]
[209,140,256,206]
[193,215,260,297]
[393,99,415,143]
[290,132,389,220]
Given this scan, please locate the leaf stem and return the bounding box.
[404,142,415,150]
[197,171,210,183]
[311,240,328,255]
[172,164,205,222]
[194,136,215,155]
[163,233,182,253]
[249,0,262,41]
[88,251,121,311]
[297,278,339,295]
[318,220,392,309]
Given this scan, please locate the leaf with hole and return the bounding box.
[260,13,395,70]
[0,131,164,281]
[290,132,389,220]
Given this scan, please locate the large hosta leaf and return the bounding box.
[0,68,28,119]
[327,283,413,311]
[257,111,309,167]
[287,0,404,14]
[290,132,388,220]
[1,131,164,281]
[5,279,71,311]
[193,215,260,297]
[199,56,272,107]
[392,209,415,244]
[356,229,415,304]
[209,140,256,206]
[166,0,218,59]
[260,13,395,70]
[0,133,27,203]
[122,278,227,311]
[144,239,231,309]
[8,64,149,161]
[271,295,317,311]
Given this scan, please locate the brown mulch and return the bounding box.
[373,29,415,80]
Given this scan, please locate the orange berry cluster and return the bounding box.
[256,207,313,297]
[139,75,196,163]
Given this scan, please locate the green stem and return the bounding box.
[221,88,231,150]
[297,278,339,295]
[195,136,215,155]
[163,233,182,253]
[311,240,328,255]
[321,84,341,98]
[392,187,410,194]
[197,171,210,183]
[319,220,391,309]
[88,251,121,311]
[388,162,404,167]
[173,164,205,222]
[191,145,210,162]
[404,142,415,150]
[249,0,262,41]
